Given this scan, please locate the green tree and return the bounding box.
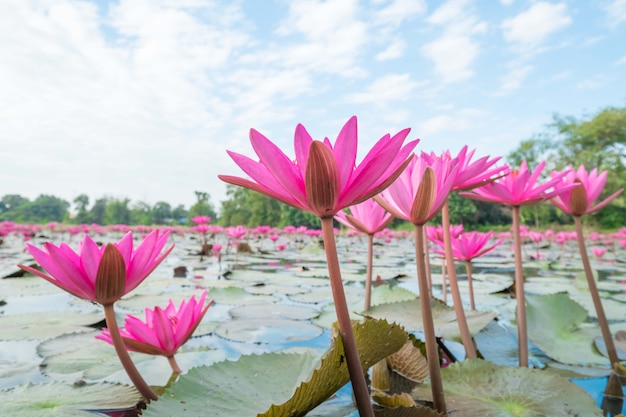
[189,191,217,222]
[507,106,626,228]
[171,204,189,224]
[129,201,152,225]
[89,198,108,225]
[1,195,69,223]
[104,198,131,225]
[152,201,172,225]
[73,194,90,224]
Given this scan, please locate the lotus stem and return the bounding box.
[465,260,476,311]
[441,200,477,359]
[512,205,529,367]
[441,258,447,303]
[424,226,433,297]
[574,216,619,366]
[103,303,158,401]
[168,355,182,375]
[414,224,446,414]
[364,234,374,311]
[320,217,374,417]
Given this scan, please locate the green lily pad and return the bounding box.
[474,321,545,368]
[207,286,280,305]
[363,298,496,342]
[371,284,419,306]
[0,311,103,341]
[215,318,323,344]
[0,382,140,416]
[526,293,609,366]
[229,304,320,320]
[412,359,602,416]
[144,319,407,417]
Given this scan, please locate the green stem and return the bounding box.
[103,304,158,401]
[320,217,374,417]
[512,206,528,367]
[574,216,619,366]
[364,234,374,311]
[415,224,446,414]
[441,200,476,359]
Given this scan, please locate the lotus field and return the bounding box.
[0,116,625,416]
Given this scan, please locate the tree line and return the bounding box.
[2,106,624,230]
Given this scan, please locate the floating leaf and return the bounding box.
[0,312,102,340]
[364,298,496,342]
[215,318,323,344]
[526,293,609,366]
[0,382,139,416]
[412,359,603,416]
[143,319,407,417]
[229,304,320,321]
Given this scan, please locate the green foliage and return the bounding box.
[218,185,318,228]
[0,194,69,223]
[507,105,626,229]
[188,191,217,223]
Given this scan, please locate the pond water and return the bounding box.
[0,229,624,415]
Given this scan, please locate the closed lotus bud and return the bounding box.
[95,244,127,305]
[568,180,589,217]
[306,141,339,218]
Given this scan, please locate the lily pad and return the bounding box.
[0,311,103,340]
[229,304,320,321]
[144,319,407,417]
[207,286,280,305]
[412,359,602,416]
[0,382,139,416]
[474,321,545,368]
[526,293,609,366]
[363,298,496,342]
[215,318,323,344]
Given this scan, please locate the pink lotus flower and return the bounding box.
[191,216,211,225]
[426,224,464,242]
[376,154,458,225]
[433,231,503,261]
[18,230,173,303]
[219,116,418,218]
[96,292,212,366]
[334,198,394,236]
[550,165,624,216]
[423,146,506,191]
[460,161,575,206]
[591,247,607,259]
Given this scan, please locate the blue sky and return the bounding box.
[2,0,625,211]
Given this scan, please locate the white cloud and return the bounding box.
[500,0,514,5]
[418,108,488,136]
[274,0,368,76]
[372,0,426,27]
[375,38,406,60]
[421,0,486,84]
[346,73,427,105]
[494,64,533,95]
[501,2,571,52]
[617,55,626,65]
[422,35,479,83]
[605,0,626,27]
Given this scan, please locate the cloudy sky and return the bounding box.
[2,0,625,211]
